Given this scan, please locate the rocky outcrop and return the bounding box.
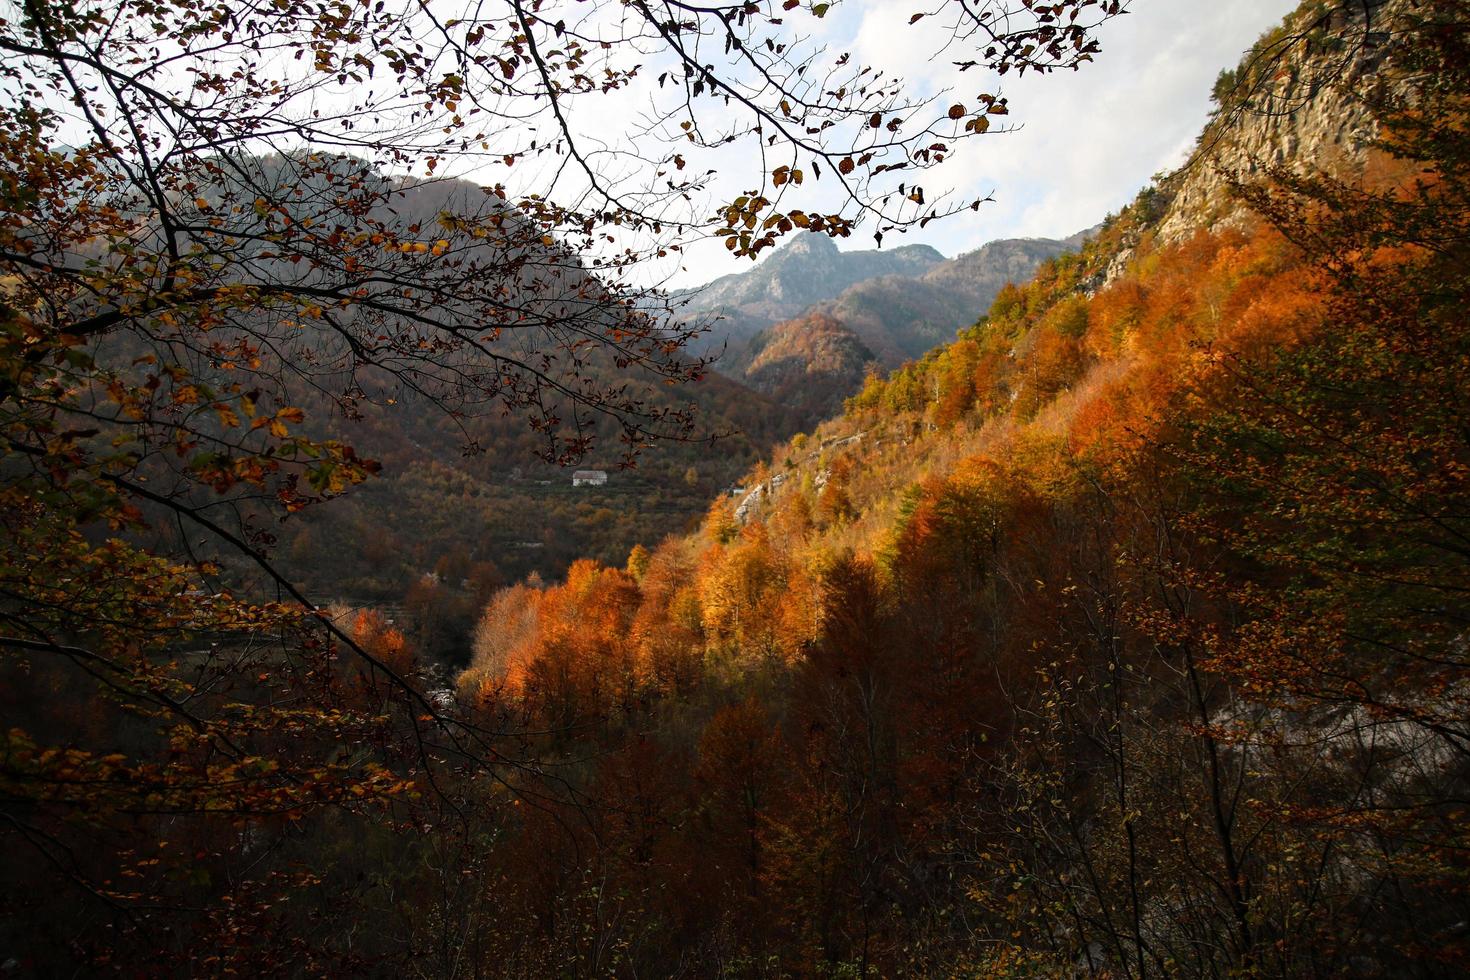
[1163,1,1395,238]
[1104,0,1405,282]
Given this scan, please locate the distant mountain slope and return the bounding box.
[151,166,815,627]
[685,233,1077,370]
[819,236,1077,365]
[741,313,876,424]
[703,235,1080,420]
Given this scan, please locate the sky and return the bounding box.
[20,0,1298,290]
[668,0,1298,287]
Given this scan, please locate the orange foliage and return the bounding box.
[352,608,413,669]
[513,559,641,716]
[630,544,706,692]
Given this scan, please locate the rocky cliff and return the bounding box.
[1105,0,1403,280]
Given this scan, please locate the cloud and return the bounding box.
[925,0,1298,254]
[671,0,1298,284]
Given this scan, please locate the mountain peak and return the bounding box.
[679,231,948,331]
[778,233,840,256]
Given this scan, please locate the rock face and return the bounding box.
[1105,0,1402,281]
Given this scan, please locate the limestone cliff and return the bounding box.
[1105,0,1407,281]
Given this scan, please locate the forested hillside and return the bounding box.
[48,159,806,661]
[191,170,808,605]
[441,2,1470,973]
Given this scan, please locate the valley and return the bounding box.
[4,0,1466,975]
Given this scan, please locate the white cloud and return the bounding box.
[670,0,1298,284]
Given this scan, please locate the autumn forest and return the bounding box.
[2,0,1468,976]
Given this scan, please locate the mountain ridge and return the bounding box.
[697,233,1083,419]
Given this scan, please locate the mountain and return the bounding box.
[685,233,1077,372]
[676,234,944,354]
[813,235,1078,364]
[715,235,1079,420]
[114,162,814,647]
[675,215,1089,423]
[740,312,877,424]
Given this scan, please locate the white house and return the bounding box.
[572,469,607,487]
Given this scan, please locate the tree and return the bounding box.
[693,696,786,939]
[625,542,652,580]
